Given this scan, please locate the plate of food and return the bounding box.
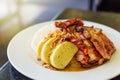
[7,18,120,80]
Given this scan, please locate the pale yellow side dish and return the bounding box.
[37,39,46,60]
[50,41,78,69]
[41,38,56,64]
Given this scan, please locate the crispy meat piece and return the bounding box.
[55,18,84,28]
[75,35,102,68]
[86,27,116,59]
[68,26,116,68]
[76,49,103,68]
[76,50,91,68]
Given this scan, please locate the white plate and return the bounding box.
[7,20,120,80]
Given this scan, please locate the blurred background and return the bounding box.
[0,0,120,67]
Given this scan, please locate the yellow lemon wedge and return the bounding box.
[50,41,78,69]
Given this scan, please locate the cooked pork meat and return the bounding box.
[85,27,116,60]
[75,26,116,67]
[73,33,103,68]
[55,18,116,68]
[55,18,83,28]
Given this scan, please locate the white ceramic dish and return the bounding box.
[7,20,120,80]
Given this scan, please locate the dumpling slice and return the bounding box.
[50,41,78,69]
[41,38,56,63]
[37,39,47,60]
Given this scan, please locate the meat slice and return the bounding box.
[55,18,84,28]
[75,37,102,68]
[75,26,116,68]
[87,27,116,59]
[76,50,91,68]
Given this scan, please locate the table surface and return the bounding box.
[0,8,120,80]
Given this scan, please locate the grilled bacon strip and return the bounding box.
[55,18,84,28]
